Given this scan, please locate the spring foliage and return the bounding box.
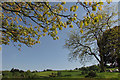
[1,1,112,49]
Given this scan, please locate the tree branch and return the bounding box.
[76,41,100,62]
[44,2,70,18]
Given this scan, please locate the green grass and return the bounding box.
[2,78,120,80]
[97,72,120,78]
[34,71,57,77]
[2,68,120,79]
[60,71,82,77]
[33,70,120,79]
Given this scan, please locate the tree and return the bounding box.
[10,68,19,72]
[1,1,111,49]
[101,26,120,71]
[64,4,118,72]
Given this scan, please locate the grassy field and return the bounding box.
[2,67,120,80]
[2,77,120,80]
[97,72,120,78]
[34,71,57,77]
[32,70,120,78]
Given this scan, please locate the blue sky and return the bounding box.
[2,2,117,71]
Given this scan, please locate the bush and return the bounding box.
[79,67,88,71]
[46,69,53,71]
[85,70,97,78]
[74,68,78,70]
[81,71,88,75]
[68,70,73,72]
[79,65,100,72]
[88,65,100,72]
[57,71,61,77]
[49,73,56,77]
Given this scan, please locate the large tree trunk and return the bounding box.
[97,39,106,72]
[100,54,106,72]
[117,57,120,72]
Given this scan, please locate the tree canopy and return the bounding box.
[1,1,112,50]
[101,26,120,71]
[64,4,119,72]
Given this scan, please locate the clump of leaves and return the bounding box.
[85,70,97,78]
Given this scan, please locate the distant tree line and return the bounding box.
[2,68,39,78]
[74,65,101,72]
[2,68,55,78]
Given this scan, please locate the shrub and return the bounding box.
[85,70,97,78]
[88,65,100,72]
[46,69,53,71]
[79,67,88,71]
[74,68,79,70]
[10,68,19,72]
[79,65,100,72]
[81,71,88,75]
[69,70,73,72]
[49,73,56,77]
[57,71,61,77]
